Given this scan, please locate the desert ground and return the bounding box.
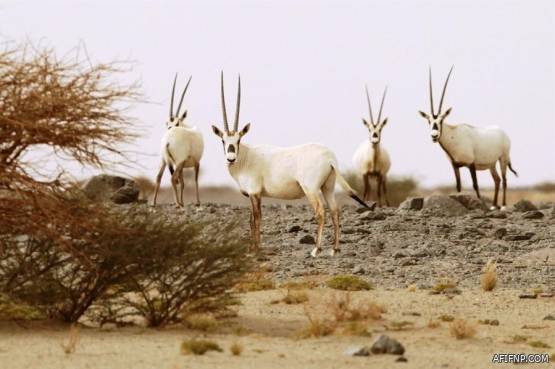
[1,188,554,369]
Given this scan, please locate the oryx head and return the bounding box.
[166,74,192,129]
[212,72,250,164]
[418,66,453,143]
[362,85,388,145]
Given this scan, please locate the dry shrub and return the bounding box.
[481,259,498,292]
[282,290,309,305]
[388,320,415,330]
[181,339,222,355]
[432,280,457,293]
[342,321,371,337]
[450,320,477,339]
[343,171,419,206]
[234,268,275,293]
[407,284,418,292]
[438,314,455,322]
[229,342,243,356]
[529,341,551,349]
[298,305,335,338]
[505,334,528,344]
[184,314,219,333]
[328,293,385,323]
[428,319,440,328]
[327,275,372,291]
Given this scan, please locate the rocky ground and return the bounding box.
[140,194,555,290]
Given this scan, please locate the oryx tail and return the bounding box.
[331,165,371,209]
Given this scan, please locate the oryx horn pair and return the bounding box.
[365,85,387,126]
[220,72,242,133]
[169,74,192,120]
[427,65,454,118]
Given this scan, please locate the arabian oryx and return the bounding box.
[151,74,204,208]
[352,85,391,207]
[418,67,518,210]
[211,73,370,256]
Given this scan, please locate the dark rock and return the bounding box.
[513,199,538,212]
[396,357,408,362]
[518,293,537,299]
[345,346,371,356]
[288,225,302,233]
[299,234,315,244]
[450,194,489,211]
[352,265,365,275]
[371,334,405,355]
[492,228,507,240]
[398,197,424,211]
[82,174,139,204]
[110,185,140,204]
[542,315,555,321]
[422,195,469,217]
[522,211,544,220]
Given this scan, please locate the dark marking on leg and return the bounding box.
[452,163,462,193]
[469,163,480,198]
[490,167,500,208]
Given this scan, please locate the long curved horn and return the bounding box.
[233,75,241,132]
[438,65,454,114]
[170,73,177,118]
[221,71,229,132]
[428,67,435,117]
[377,86,387,124]
[365,84,374,126]
[175,75,192,118]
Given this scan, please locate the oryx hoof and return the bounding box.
[500,206,507,211]
[489,205,499,211]
[310,247,320,257]
[330,248,340,256]
[195,205,204,212]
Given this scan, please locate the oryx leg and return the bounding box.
[469,163,481,199]
[305,191,325,257]
[151,158,166,207]
[363,173,371,202]
[322,173,340,255]
[382,176,390,207]
[452,163,462,193]
[179,168,185,206]
[377,174,383,208]
[249,194,262,250]
[170,162,186,207]
[500,161,508,211]
[489,165,501,210]
[194,163,201,206]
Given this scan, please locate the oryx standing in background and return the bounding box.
[211,73,370,256]
[352,85,391,207]
[418,66,517,210]
[151,74,204,208]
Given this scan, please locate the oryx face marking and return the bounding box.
[362,85,388,144]
[418,66,454,143]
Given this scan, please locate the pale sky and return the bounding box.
[1,0,553,189]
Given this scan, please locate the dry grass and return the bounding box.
[407,284,418,292]
[61,323,80,354]
[481,259,498,292]
[328,293,385,323]
[388,320,415,330]
[234,269,275,293]
[438,314,455,322]
[298,305,336,338]
[450,320,477,339]
[432,280,457,293]
[341,321,372,337]
[184,314,219,333]
[181,339,223,355]
[428,319,440,328]
[529,340,551,349]
[282,290,309,305]
[531,287,544,295]
[229,341,243,356]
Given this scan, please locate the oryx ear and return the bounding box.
[381,118,388,127]
[362,118,369,127]
[443,107,452,118]
[418,111,429,120]
[212,125,223,137]
[180,110,187,120]
[239,123,251,137]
